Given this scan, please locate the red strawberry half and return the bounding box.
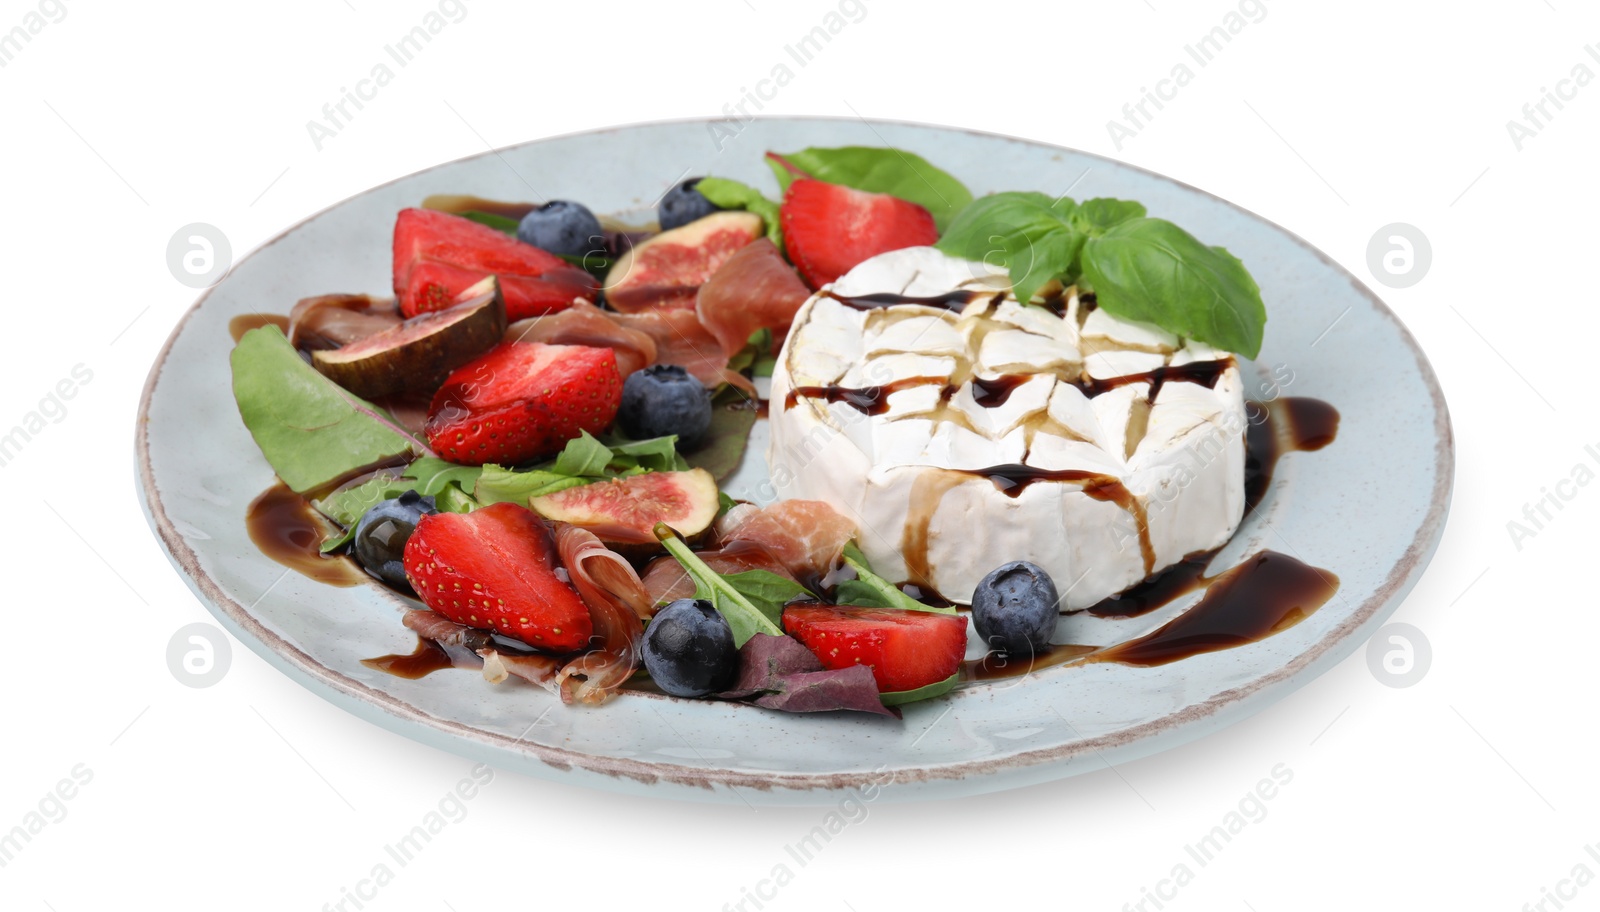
[394,208,599,320]
[781,604,968,693]
[403,503,592,652]
[425,341,622,465]
[779,179,939,288]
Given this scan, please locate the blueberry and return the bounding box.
[971,561,1058,656]
[657,177,719,231]
[516,200,605,258]
[641,599,738,697]
[617,364,713,448]
[352,490,437,590]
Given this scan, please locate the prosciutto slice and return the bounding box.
[504,302,658,377]
[552,524,650,705]
[694,238,811,358]
[640,539,798,610]
[288,294,401,351]
[401,609,562,687]
[613,308,755,395]
[715,500,857,580]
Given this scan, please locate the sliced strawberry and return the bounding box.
[781,604,968,693]
[402,260,597,321]
[394,208,598,320]
[425,342,622,466]
[779,180,939,288]
[403,503,592,652]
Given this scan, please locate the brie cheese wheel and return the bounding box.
[767,247,1248,609]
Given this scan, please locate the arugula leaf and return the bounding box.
[600,434,690,473]
[403,457,482,497]
[839,543,957,615]
[231,326,424,494]
[472,432,688,504]
[549,431,616,477]
[766,146,974,231]
[879,672,959,706]
[312,473,413,552]
[693,177,783,246]
[721,570,814,627]
[474,466,588,504]
[1078,218,1266,358]
[655,524,784,646]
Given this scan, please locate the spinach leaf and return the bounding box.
[839,543,957,615]
[879,672,959,706]
[693,177,783,246]
[683,386,759,481]
[766,146,973,231]
[1078,218,1266,358]
[231,326,425,494]
[721,570,814,627]
[655,524,784,646]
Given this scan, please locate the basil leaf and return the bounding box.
[879,672,959,706]
[767,146,973,231]
[231,326,424,494]
[1079,217,1266,358]
[694,177,783,246]
[722,570,814,627]
[936,191,1084,304]
[839,543,957,615]
[656,524,784,646]
[1073,198,1147,233]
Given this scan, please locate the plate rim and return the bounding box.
[136,115,1455,796]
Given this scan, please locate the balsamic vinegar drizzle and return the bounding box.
[244,483,368,587]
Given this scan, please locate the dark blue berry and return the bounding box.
[353,490,436,590]
[516,200,605,258]
[971,561,1058,656]
[657,178,719,231]
[642,599,738,697]
[617,364,713,448]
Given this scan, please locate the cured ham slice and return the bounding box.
[694,239,811,357]
[613,308,755,394]
[505,302,658,377]
[716,500,857,580]
[552,524,650,705]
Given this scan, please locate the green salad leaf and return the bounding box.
[1078,219,1266,358]
[766,146,973,231]
[473,431,687,505]
[655,524,784,646]
[879,672,959,706]
[937,192,1266,358]
[683,386,760,481]
[720,570,814,627]
[230,326,425,494]
[838,543,957,615]
[693,177,783,246]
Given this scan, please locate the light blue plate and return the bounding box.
[136,118,1452,804]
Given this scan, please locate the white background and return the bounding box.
[2,1,1596,909]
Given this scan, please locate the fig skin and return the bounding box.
[312,278,507,399]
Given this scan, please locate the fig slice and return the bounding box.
[603,211,763,313]
[530,468,721,544]
[312,277,508,399]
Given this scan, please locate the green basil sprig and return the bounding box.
[937,192,1265,358]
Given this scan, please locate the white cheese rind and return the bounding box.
[768,247,1247,608]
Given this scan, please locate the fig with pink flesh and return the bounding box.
[529,468,720,544]
[603,211,763,313]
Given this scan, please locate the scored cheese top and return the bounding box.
[767,247,1248,609]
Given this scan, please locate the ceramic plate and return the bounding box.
[137,118,1452,804]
